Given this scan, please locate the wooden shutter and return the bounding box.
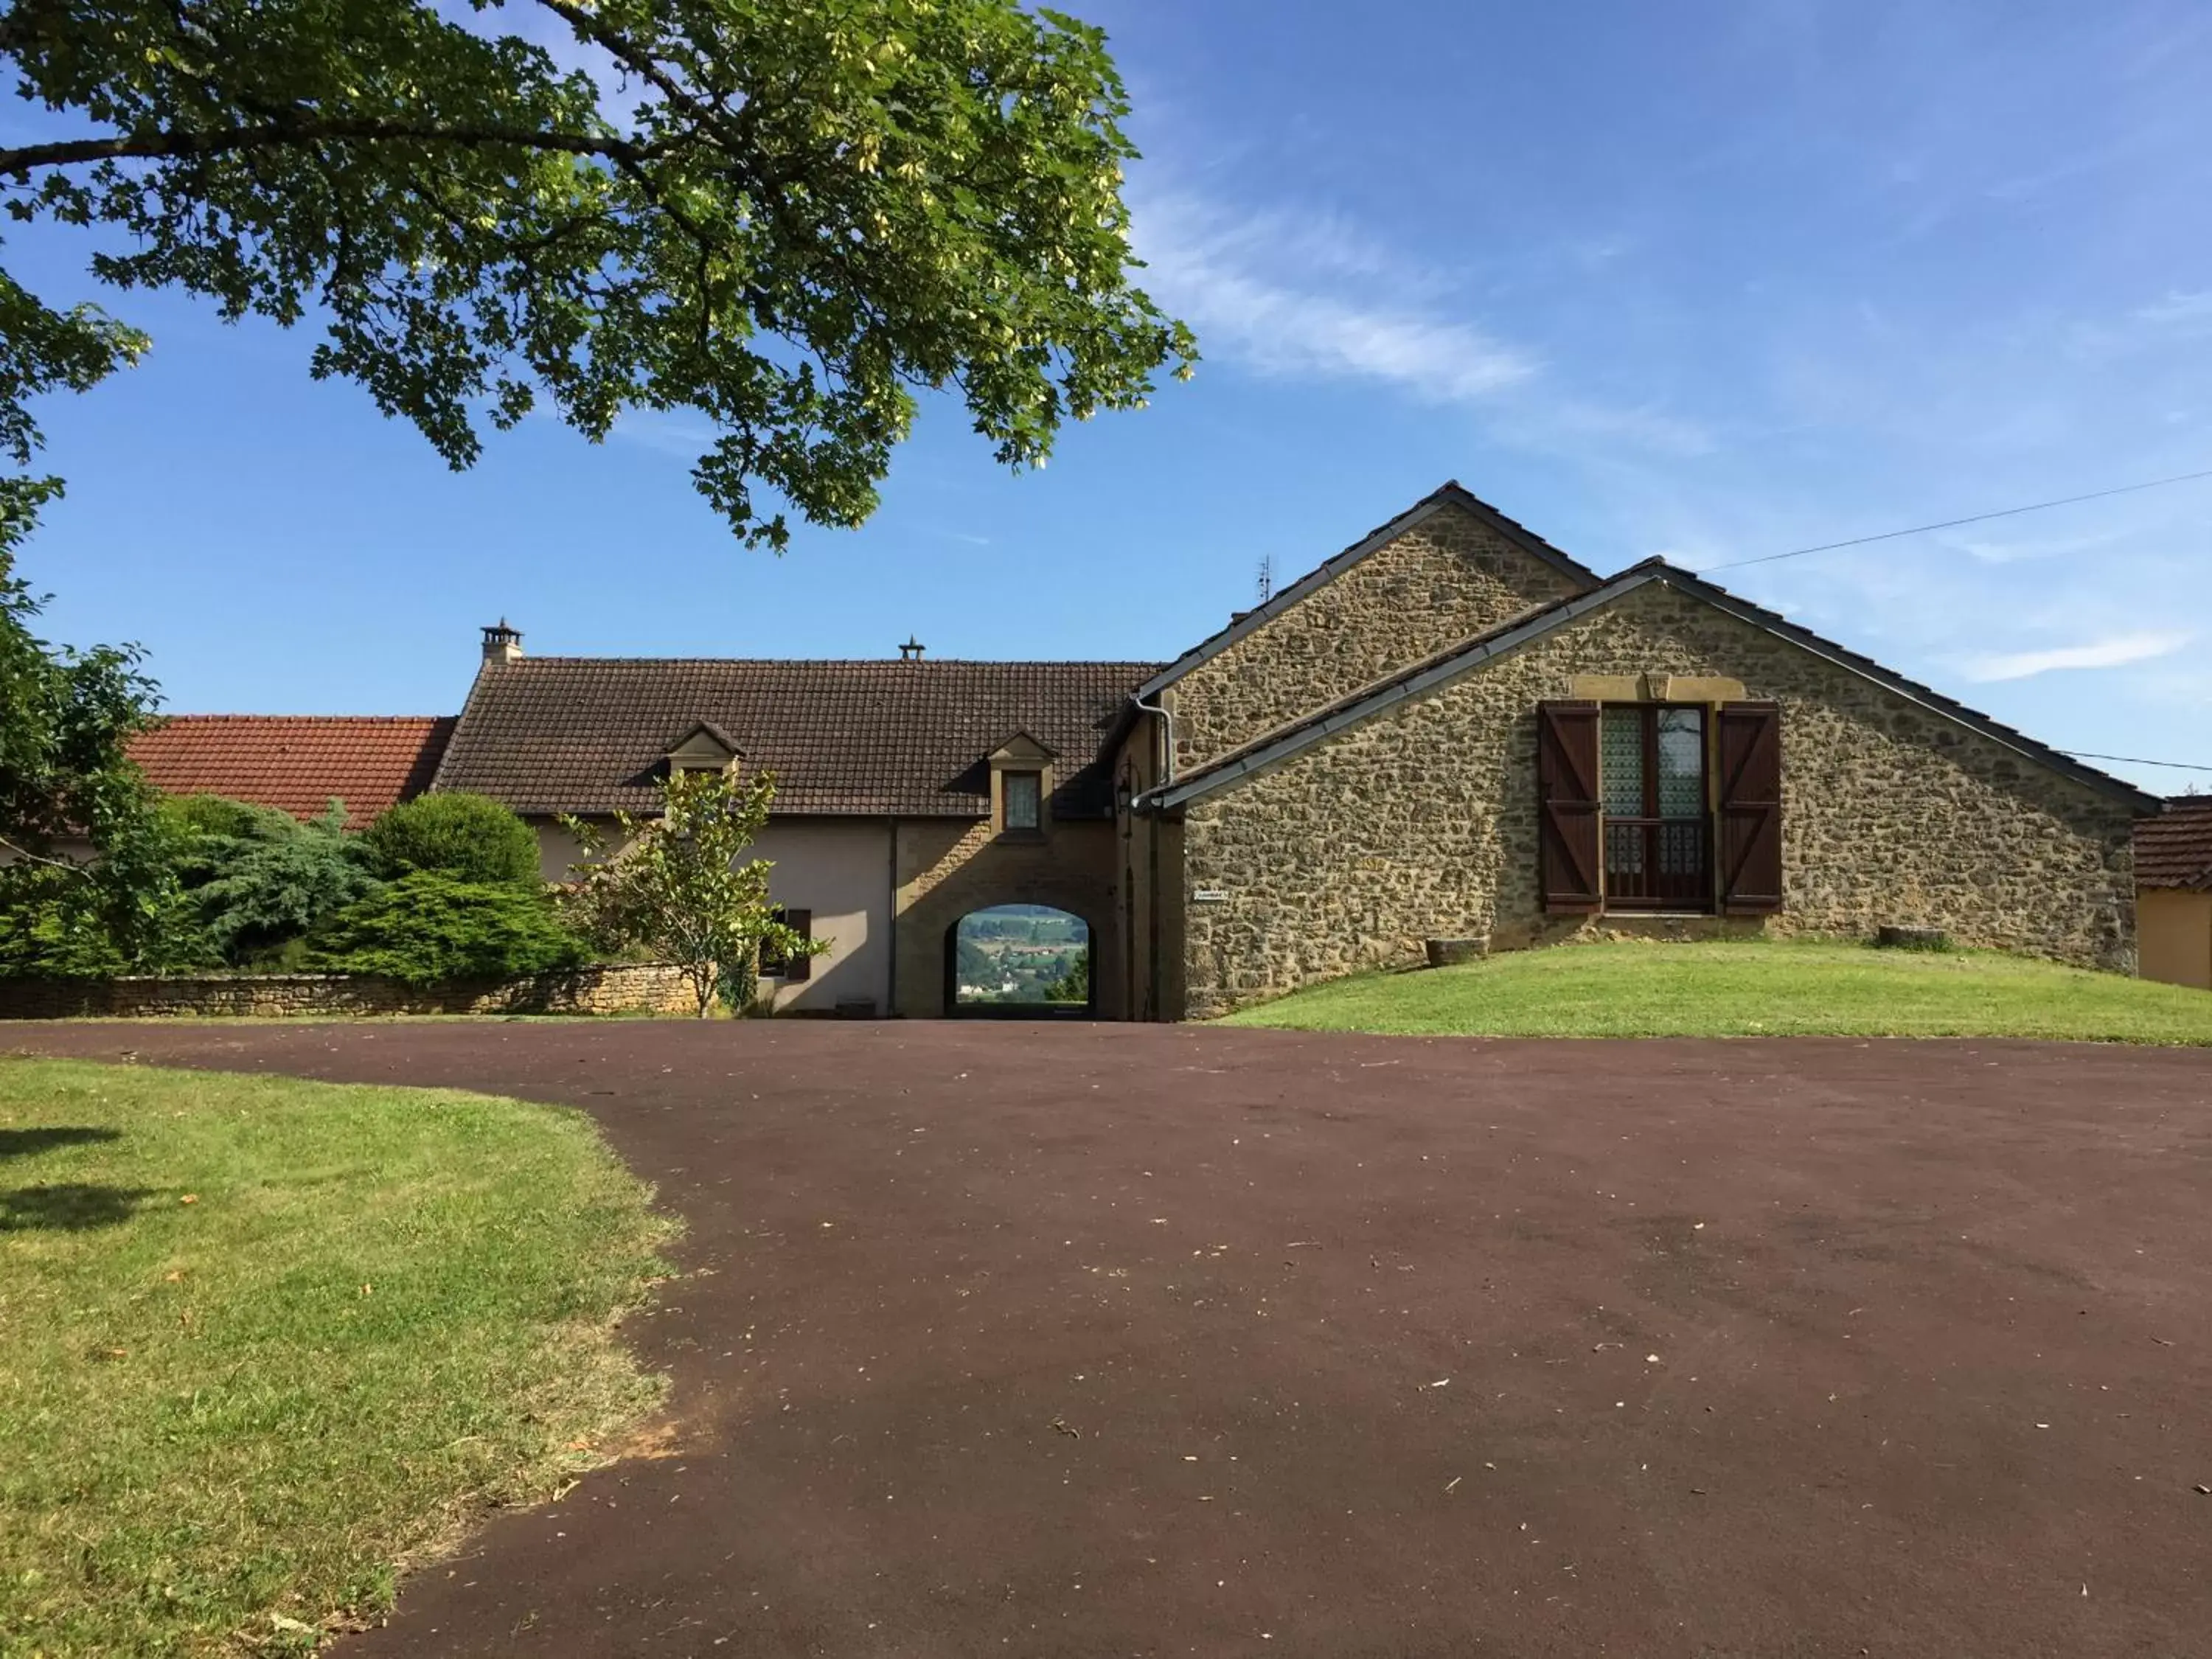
[1536,700,1603,913]
[1716,703,1784,914]
[782,908,813,982]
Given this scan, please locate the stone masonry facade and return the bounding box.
[1178,580,2138,1018]
[1167,504,1588,772]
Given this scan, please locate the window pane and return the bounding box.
[1004,771,1041,830]
[1655,708,1705,818]
[1600,709,1644,818]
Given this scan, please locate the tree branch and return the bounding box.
[0,118,663,178]
[0,832,89,874]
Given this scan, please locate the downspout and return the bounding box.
[1130,692,1175,1020]
[1147,809,1161,1022]
[1130,691,1177,786]
[885,815,899,1018]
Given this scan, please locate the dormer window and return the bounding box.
[664,720,743,779]
[987,732,1056,839]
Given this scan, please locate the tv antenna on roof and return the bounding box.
[1256,554,1275,607]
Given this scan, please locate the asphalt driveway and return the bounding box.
[12,1020,2212,1658]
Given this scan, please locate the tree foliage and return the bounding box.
[0,0,1194,548]
[303,870,585,987]
[560,766,817,1017]
[171,798,380,964]
[361,792,540,886]
[1043,944,1089,1004]
[0,514,193,975]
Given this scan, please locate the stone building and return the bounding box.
[130,481,2165,1018]
[1117,484,2154,1016]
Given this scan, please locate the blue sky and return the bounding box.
[11,0,2212,790]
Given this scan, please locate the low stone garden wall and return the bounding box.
[0,961,696,1020]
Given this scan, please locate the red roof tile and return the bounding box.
[2135,797,2212,889]
[130,716,454,830]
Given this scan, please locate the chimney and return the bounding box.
[481,619,523,665]
[898,636,926,662]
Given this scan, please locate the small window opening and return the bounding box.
[1003,771,1043,832]
[760,907,813,981]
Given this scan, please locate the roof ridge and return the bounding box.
[502,655,1166,669]
[149,712,451,723]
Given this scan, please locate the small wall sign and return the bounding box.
[1193,888,1231,903]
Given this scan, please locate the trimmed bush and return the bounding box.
[303,872,586,987]
[361,793,540,886]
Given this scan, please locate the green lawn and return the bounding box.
[0,1060,676,1657]
[1218,939,2212,1043]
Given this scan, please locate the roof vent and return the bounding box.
[481,619,523,665]
[898,636,926,662]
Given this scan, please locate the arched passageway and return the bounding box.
[944,905,1094,1018]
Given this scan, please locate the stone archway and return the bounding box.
[892,819,1123,1019]
[942,905,1096,1018]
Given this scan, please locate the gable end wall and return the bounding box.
[1178,582,2138,1017]
[1169,505,1589,773]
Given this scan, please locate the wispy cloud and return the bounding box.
[1129,189,1712,458]
[1503,397,1717,459]
[2135,288,2212,330]
[1133,192,1534,404]
[1941,526,2125,565]
[1961,629,2191,682]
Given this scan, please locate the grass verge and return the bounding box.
[1217,939,2212,1043]
[0,1058,676,1657]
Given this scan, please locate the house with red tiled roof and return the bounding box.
[136,483,2166,1019]
[128,715,454,830]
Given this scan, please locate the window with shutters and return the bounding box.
[1538,698,1781,917]
[1599,704,1712,911]
[760,907,813,981]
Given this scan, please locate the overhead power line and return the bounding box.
[2058,749,2212,775]
[1705,465,2212,572]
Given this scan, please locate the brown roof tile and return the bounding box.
[130,716,453,829]
[433,658,1160,819]
[2135,798,2212,888]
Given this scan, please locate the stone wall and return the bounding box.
[0,961,698,1020]
[1169,504,1589,772]
[1178,579,2140,1017]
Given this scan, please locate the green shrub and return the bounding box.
[361,794,540,886]
[155,796,380,965]
[159,792,305,848]
[195,821,382,965]
[304,872,585,987]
